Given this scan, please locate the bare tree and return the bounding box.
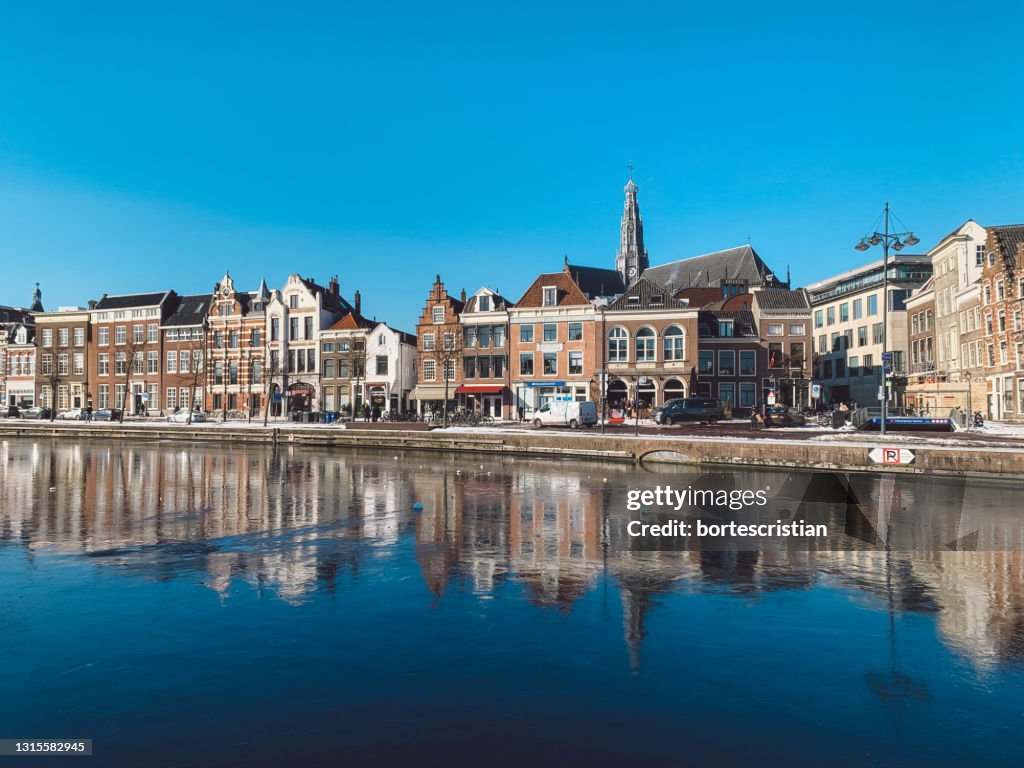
[40,343,68,421]
[338,336,366,419]
[117,335,146,424]
[185,323,208,425]
[433,328,462,427]
[262,341,283,427]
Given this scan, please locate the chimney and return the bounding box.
[460,288,467,304]
[354,290,361,316]
[328,275,339,296]
[87,300,97,310]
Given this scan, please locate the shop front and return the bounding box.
[6,382,35,408]
[287,381,315,413]
[411,383,454,418]
[455,384,506,419]
[513,380,590,416]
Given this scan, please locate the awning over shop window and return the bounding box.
[410,384,452,400]
[455,385,505,394]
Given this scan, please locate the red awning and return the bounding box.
[455,385,505,395]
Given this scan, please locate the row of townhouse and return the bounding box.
[1,273,416,419]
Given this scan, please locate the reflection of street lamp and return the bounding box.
[854,203,919,436]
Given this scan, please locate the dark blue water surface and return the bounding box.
[1,440,1023,767]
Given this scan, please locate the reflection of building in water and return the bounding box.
[3,443,1024,666]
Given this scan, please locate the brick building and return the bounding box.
[206,273,271,416]
[161,293,211,416]
[35,307,91,413]
[602,276,698,410]
[751,288,812,409]
[980,225,1024,420]
[411,275,465,416]
[456,287,511,419]
[88,291,175,414]
[695,309,762,415]
[509,260,623,415]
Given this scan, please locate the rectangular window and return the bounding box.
[115,352,127,375]
[738,382,756,408]
[229,360,239,385]
[98,327,109,346]
[493,326,505,348]
[767,323,784,336]
[479,356,491,378]
[818,334,827,353]
[826,307,835,325]
[463,357,476,378]
[98,385,109,409]
[543,287,557,307]
[768,342,783,367]
[250,329,261,347]
[115,326,126,345]
[568,350,583,375]
[465,327,477,348]
[718,382,735,407]
[718,320,734,337]
[289,318,299,340]
[519,353,534,376]
[229,330,239,348]
[858,326,868,347]
[307,349,316,371]
[718,350,735,376]
[304,317,313,340]
[478,295,490,312]
[114,384,126,410]
[788,324,805,335]
[839,303,849,322]
[850,355,860,375]
[836,359,846,377]
[214,361,224,385]
[271,317,280,341]
[520,325,534,343]
[42,329,53,347]
[543,324,557,342]
[252,362,262,385]
[133,325,144,344]
[423,333,435,351]
[58,328,69,347]
[493,356,504,377]
[790,342,805,370]
[739,350,756,376]
[867,295,878,316]
[814,310,823,329]
[166,388,177,410]
[73,353,84,375]
[872,323,884,344]
[422,359,436,381]
[863,354,873,375]
[147,351,158,374]
[543,352,557,375]
[443,360,456,381]
[568,322,583,341]
[147,324,158,343]
[179,350,190,373]
[166,351,177,374]
[376,356,388,376]
[443,332,455,350]
[478,326,490,348]
[432,306,444,324]
[98,353,110,376]
[852,299,862,320]
[698,350,714,375]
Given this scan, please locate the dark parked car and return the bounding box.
[764,406,806,427]
[652,398,725,425]
[92,408,123,422]
[21,406,53,420]
[2,405,19,418]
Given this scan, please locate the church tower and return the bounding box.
[615,169,648,286]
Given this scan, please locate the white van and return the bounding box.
[532,400,598,429]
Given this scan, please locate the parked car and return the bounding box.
[2,405,19,418]
[651,398,724,425]
[532,400,598,429]
[167,409,206,424]
[764,406,806,427]
[56,407,84,420]
[21,406,53,420]
[92,408,123,422]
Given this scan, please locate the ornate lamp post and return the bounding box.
[854,203,919,436]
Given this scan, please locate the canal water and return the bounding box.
[1,440,1023,767]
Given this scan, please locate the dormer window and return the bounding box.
[543,287,557,307]
[651,294,664,305]
[718,320,734,337]
[627,295,640,305]
[478,295,490,312]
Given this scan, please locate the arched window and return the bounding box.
[664,378,686,401]
[608,327,628,362]
[663,325,686,360]
[635,327,655,362]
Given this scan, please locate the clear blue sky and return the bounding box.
[2,1,1022,330]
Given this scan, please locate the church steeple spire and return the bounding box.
[615,167,648,286]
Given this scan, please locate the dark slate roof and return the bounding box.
[697,310,759,338]
[0,305,31,324]
[643,245,783,292]
[566,263,625,299]
[463,289,512,313]
[164,294,212,327]
[607,276,689,311]
[990,225,1024,267]
[754,288,810,311]
[299,278,356,316]
[95,291,172,310]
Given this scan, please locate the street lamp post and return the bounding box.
[854,203,919,436]
[965,371,972,431]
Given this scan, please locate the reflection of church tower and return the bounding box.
[615,170,649,287]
